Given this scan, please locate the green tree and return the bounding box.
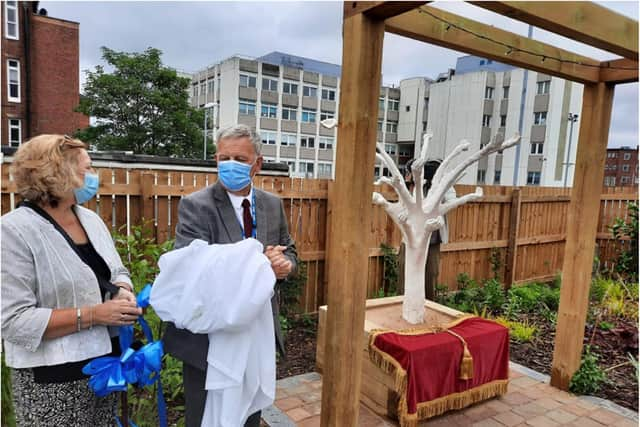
[76,47,212,158]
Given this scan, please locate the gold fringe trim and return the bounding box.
[368,316,509,427]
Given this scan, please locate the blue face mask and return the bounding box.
[218,160,253,191]
[74,173,99,204]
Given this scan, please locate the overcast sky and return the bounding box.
[43,1,639,148]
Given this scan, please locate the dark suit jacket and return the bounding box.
[163,182,297,371]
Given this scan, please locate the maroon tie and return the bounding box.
[241,199,252,238]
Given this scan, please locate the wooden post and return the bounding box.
[141,171,155,238]
[320,5,385,426]
[504,188,521,290]
[551,82,615,390]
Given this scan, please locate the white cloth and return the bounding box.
[226,187,254,231]
[150,238,276,427]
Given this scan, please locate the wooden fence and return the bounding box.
[1,164,636,313]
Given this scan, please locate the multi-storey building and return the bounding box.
[1,1,88,147]
[604,146,639,187]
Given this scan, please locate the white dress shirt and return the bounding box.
[226,187,254,233]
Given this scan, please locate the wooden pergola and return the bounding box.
[320,1,638,424]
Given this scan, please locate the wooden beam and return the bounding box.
[320,9,385,427]
[385,7,601,84]
[551,82,615,390]
[343,1,424,20]
[599,58,639,84]
[504,188,521,289]
[470,1,639,61]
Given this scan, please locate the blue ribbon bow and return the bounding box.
[83,284,167,427]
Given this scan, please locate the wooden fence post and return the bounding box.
[140,171,155,239]
[504,188,521,290]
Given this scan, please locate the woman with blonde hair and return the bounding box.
[1,134,142,426]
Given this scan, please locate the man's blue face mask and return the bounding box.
[74,172,99,204]
[218,160,253,191]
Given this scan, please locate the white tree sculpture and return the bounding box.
[373,132,521,324]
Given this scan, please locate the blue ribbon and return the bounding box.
[83,284,167,427]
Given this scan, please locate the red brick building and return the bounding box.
[2,1,88,147]
[604,146,639,187]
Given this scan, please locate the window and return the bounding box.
[503,86,509,99]
[261,131,276,145]
[300,135,315,148]
[207,79,214,94]
[500,115,507,127]
[8,119,21,147]
[262,78,278,92]
[299,161,314,178]
[284,160,296,172]
[477,170,486,184]
[494,170,501,184]
[377,121,383,132]
[281,107,297,121]
[261,103,277,118]
[482,115,491,127]
[480,60,486,66]
[239,74,257,88]
[624,153,631,160]
[398,145,412,157]
[319,137,334,150]
[4,1,18,40]
[621,176,630,184]
[484,87,494,99]
[192,84,198,97]
[622,164,630,172]
[303,86,317,98]
[604,176,616,186]
[388,99,399,111]
[384,144,397,155]
[238,99,256,115]
[283,82,298,95]
[378,97,385,111]
[7,59,20,102]
[536,81,550,95]
[321,88,336,101]
[611,164,617,170]
[534,111,547,125]
[386,122,397,133]
[531,142,544,155]
[199,82,206,96]
[320,110,334,121]
[281,133,297,146]
[301,109,316,123]
[422,122,428,132]
[263,157,276,163]
[318,163,332,178]
[527,171,541,185]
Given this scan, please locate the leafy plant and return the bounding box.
[629,353,639,381]
[489,247,503,280]
[599,321,615,331]
[482,278,506,314]
[610,202,638,281]
[278,259,307,317]
[380,243,400,296]
[570,345,607,395]
[279,314,291,338]
[493,317,536,342]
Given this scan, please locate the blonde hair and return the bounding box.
[11,134,88,207]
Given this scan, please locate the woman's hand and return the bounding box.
[93,300,142,326]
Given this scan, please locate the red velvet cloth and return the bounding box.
[373,317,509,414]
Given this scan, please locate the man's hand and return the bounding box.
[265,245,293,280]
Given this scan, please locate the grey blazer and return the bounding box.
[163,182,297,371]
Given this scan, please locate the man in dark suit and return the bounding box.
[163,124,297,427]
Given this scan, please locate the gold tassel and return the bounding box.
[459,342,474,380]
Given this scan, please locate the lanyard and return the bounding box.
[239,190,257,239]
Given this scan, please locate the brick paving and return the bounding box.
[265,364,638,426]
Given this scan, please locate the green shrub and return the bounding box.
[570,345,607,395]
[493,317,536,343]
[599,321,615,331]
[278,259,307,317]
[380,243,399,297]
[506,282,559,313]
[610,202,638,281]
[482,278,506,314]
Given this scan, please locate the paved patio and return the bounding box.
[262,363,638,427]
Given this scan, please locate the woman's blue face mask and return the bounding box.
[218,160,253,191]
[74,173,99,204]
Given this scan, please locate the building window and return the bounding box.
[527,171,541,185]
[299,161,314,178]
[422,122,428,132]
[281,107,297,121]
[611,164,617,170]
[482,115,491,127]
[320,110,334,121]
[530,142,544,155]
[604,176,616,186]
[281,133,297,146]
[388,99,399,111]
[624,153,631,160]
[477,169,486,184]
[303,86,317,98]
[621,176,630,184]
[238,99,256,115]
[494,169,501,184]
[536,80,550,95]
[318,163,332,178]
[321,88,336,101]
[9,119,21,147]
[239,74,257,88]
[377,121,383,132]
[262,78,278,92]
[484,87,494,99]
[199,81,206,96]
[319,137,334,150]
[301,109,316,123]
[207,79,214,94]
[503,86,509,99]
[261,131,276,145]
[192,84,198,97]
[283,82,298,95]
[500,115,507,127]
[405,105,411,112]
[261,103,277,118]
[378,97,385,111]
[398,145,412,157]
[480,60,486,66]
[4,1,18,40]
[284,160,296,173]
[608,152,617,158]
[300,135,315,148]
[534,111,547,125]
[384,144,397,155]
[7,59,20,102]
[386,122,397,133]
[622,164,630,172]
